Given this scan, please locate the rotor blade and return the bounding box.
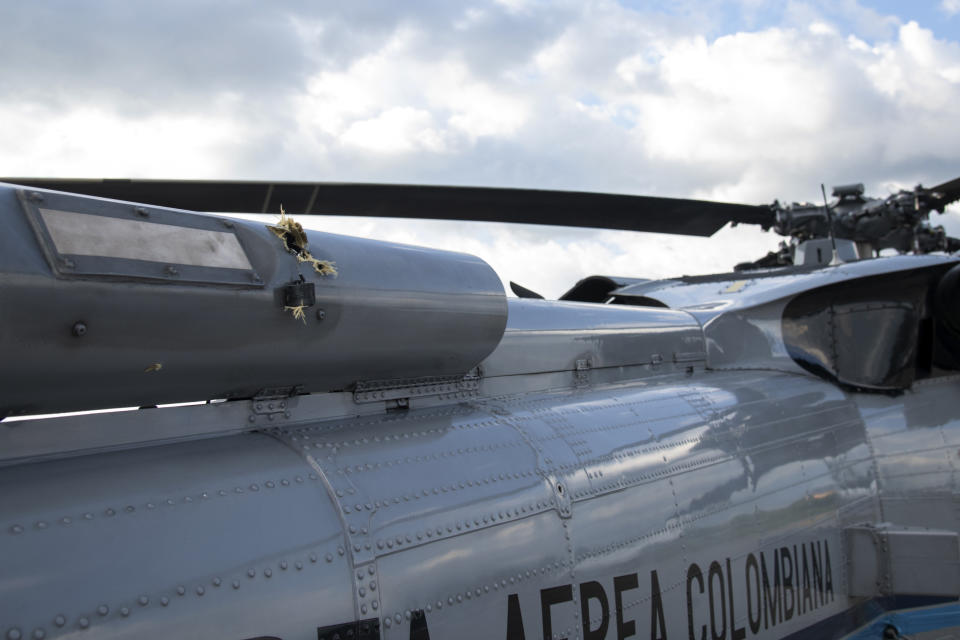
[0,178,775,237]
[931,176,960,210]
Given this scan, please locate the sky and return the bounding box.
[1,0,959,297]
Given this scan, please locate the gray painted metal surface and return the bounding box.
[846,525,960,598]
[0,185,507,416]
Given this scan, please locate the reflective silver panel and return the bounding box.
[40,207,253,269]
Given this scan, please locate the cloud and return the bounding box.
[0,1,958,297]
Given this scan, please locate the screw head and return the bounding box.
[71,321,87,337]
[316,309,326,321]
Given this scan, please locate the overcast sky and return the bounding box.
[1,0,959,297]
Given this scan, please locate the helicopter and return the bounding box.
[0,176,959,640]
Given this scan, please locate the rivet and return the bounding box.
[105,508,116,516]
[212,577,222,587]
[338,547,345,556]
[394,614,402,624]
[325,554,333,563]
[310,553,318,563]
[7,630,21,640]
[83,512,94,520]
[359,587,366,597]
[31,630,44,640]
[371,601,378,610]
[53,616,66,628]
[177,585,186,595]
[138,595,149,606]
[36,521,48,530]
[232,580,240,589]
[265,481,275,489]
[264,569,272,578]
[120,608,129,617]
[78,618,89,629]
[167,498,176,505]
[295,476,303,483]
[297,561,304,570]
[384,618,391,629]
[361,605,368,615]
[370,580,377,591]
[9,524,23,534]
[196,586,205,596]
[96,605,108,616]
[218,490,227,496]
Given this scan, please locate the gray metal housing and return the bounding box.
[0,185,507,416]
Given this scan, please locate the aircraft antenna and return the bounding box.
[821,183,838,262]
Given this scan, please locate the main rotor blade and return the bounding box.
[1,178,774,237]
[932,176,960,210]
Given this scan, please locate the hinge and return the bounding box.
[249,385,302,422]
[354,371,481,405]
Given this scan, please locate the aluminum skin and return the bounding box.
[2,309,959,639]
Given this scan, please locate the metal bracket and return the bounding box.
[353,372,480,405]
[574,359,591,387]
[249,386,302,421]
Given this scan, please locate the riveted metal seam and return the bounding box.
[262,429,364,622]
